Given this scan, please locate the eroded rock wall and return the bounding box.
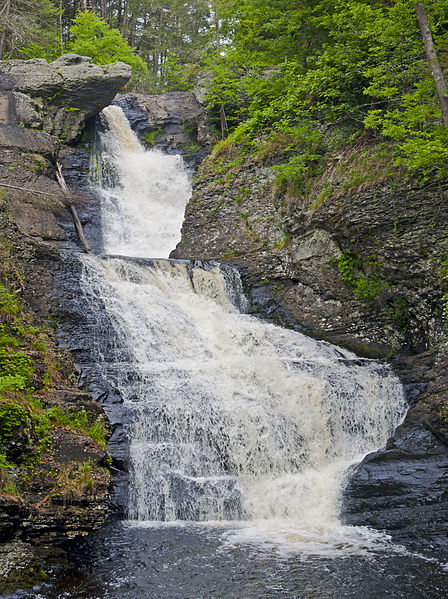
[172,143,448,554]
[113,91,213,168]
[0,55,130,589]
[0,54,131,143]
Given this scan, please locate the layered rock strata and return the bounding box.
[0,55,130,589]
[0,54,131,142]
[172,144,448,554]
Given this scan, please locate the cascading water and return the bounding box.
[84,106,407,555]
[93,105,190,258]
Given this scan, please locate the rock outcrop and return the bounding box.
[342,343,448,553]
[113,91,213,168]
[172,141,448,554]
[0,54,131,142]
[0,56,129,590]
[172,150,448,357]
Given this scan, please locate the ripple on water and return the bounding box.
[5,522,448,599]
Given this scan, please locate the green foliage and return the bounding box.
[205,0,448,182]
[143,128,163,146]
[0,286,21,317]
[273,234,291,251]
[42,406,107,450]
[68,11,148,84]
[0,452,9,469]
[0,278,107,480]
[0,404,30,437]
[273,156,310,197]
[1,0,61,60]
[0,350,34,391]
[330,249,390,304]
[88,419,107,449]
[388,298,410,332]
[310,182,333,211]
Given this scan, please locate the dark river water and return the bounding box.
[6,521,448,599]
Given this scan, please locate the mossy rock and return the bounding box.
[0,404,36,465]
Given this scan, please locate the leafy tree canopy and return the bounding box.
[68,10,148,83]
[208,0,448,180]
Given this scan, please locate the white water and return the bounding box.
[82,106,408,556]
[92,105,190,257]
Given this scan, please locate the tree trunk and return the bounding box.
[117,0,123,28]
[415,2,448,127]
[101,0,106,20]
[0,0,11,61]
[55,163,91,255]
[213,0,220,55]
[59,0,63,53]
[122,0,128,33]
[213,0,228,139]
[81,0,88,12]
[154,7,163,78]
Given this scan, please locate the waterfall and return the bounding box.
[82,106,407,555]
[92,105,190,258]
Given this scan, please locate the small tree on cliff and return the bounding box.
[68,10,148,86]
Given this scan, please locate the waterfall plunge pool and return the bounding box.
[7,521,448,599]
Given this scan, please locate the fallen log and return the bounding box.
[55,162,91,254]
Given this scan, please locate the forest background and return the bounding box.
[1,0,448,182]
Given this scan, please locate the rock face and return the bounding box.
[0,56,129,590]
[0,54,131,142]
[342,343,448,552]
[0,185,111,589]
[113,91,213,168]
[173,153,448,357]
[172,144,448,554]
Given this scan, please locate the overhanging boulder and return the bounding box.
[0,54,131,142]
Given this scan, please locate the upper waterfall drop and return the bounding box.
[93,105,191,258]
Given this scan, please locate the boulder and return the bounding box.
[0,124,56,155]
[0,54,131,142]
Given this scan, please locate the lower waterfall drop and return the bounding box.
[79,255,407,555]
[80,105,408,556]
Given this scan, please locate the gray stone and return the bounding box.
[0,124,57,154]
[113,91,213,167]
[0,54,131,142]
[0,541,38,582]
[290,229,341,262]
[0,58,62,96]
[12,92,43,128]
[0,91,15,125]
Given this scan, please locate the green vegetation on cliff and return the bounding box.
[3,0,448,157]
[0,279,108,497]
[0,199,108,504]
[206,0,448,182]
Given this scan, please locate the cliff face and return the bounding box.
[0,54,130,142]
[172,141,448,554]
[0,55,131,589]
[113,91,213,168]
[173,144,448,356]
